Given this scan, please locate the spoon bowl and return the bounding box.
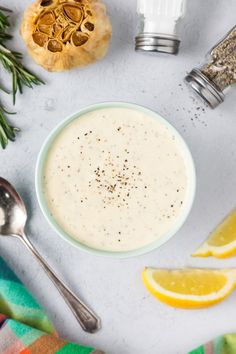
[0,177,27,237]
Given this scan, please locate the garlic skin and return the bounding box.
[21,0,112,72]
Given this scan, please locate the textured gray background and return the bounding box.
[1,1,236,353]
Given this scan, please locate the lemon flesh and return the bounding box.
[193,209,236,258]
[142,268,236,309]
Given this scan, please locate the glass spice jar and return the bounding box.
[135,0,186,55]
[186,26,236,108]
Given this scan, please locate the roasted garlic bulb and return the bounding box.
[21,0,112,71]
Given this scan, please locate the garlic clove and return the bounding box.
[39,11,55,25]
[38,24,53,35]
[71,31,89,46]
[85,9,93,16]
[48,39,63,52]
[63,5,83,23]
[41,0,53,6]
[53,23,63,37]
[32,32,48,47]
[84,21,94,31]
[81,17,95,34]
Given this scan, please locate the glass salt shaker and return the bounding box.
[186,26,236,108]
[135,0,186,55]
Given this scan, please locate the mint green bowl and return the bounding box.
[35,102,196,258]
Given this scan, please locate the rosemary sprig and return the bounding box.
[0,7,11,31]
[0,105,18,149]
[0,32,12,42]
[0,7,44,149]
[0,44,44,104]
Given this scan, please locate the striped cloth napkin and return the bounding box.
[189,334,236,354]
[0,257,103,354]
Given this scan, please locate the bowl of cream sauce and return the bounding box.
[36,102,196,258]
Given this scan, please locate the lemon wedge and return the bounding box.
[193,209,236,258]
[142,268,236,309]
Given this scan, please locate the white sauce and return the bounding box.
[43,107,188,252]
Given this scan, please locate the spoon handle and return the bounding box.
[20,233,101,333]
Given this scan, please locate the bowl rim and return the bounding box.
[35,101,196,258]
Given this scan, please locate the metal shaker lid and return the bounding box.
[135,34,180,55]
[185,69,224,108]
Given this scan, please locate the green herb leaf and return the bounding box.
[0,7,11,32]
[0,44,45,105]
[0,105,18,149]
[0,7,44,149]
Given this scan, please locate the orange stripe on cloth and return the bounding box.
[20,349,31,354]
[26,334,67,353]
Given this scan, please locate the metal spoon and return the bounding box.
[0,177,100,333]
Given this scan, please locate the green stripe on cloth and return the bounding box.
[7,318,33,337]
[188,346,205,354]
[0,294,52,332]
[4,318,42,346]
[0,276,54,333]
[56,343,96,354]
[188,334,236,354]
[0,279,41,308]
[0,256,102,353]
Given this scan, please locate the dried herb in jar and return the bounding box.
[202,26,236,91]
[186,26,236,108]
